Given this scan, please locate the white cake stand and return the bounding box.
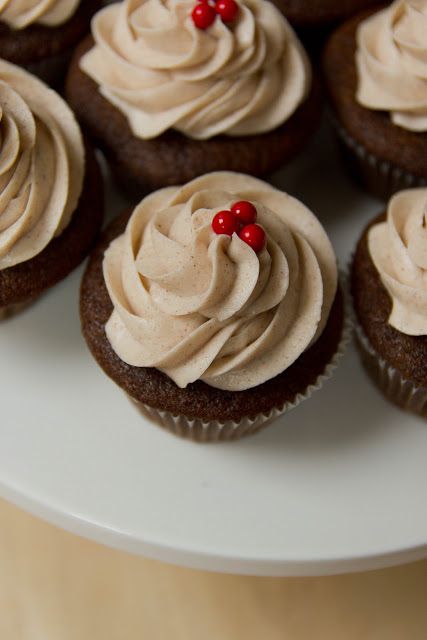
[1,125,426,577]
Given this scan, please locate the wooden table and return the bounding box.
[1,497,426,639]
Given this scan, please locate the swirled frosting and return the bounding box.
[0,0,80,29]
[80,0,311,140]
[356,0,427,132]
[0,59,84,270]
[368,188,427,335]
[104,172,337,391]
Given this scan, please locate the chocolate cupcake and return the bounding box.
[0,60,104,320]
[66,0,321,197]
[0,0,101,87]
[81,172,346,442]
[351,188,427,417]
[323,1,427,201]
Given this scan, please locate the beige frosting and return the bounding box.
[0,0,79,29]
[103,172,337,391]
[369,188,427,336]
[80,0,311,140]
[356,0,427,132]
[0,59,84,270]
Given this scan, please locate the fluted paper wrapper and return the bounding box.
[354,321,427,419]
[129,303,351,443]
[331,117,427,201]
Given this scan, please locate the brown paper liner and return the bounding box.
[354,319,427,419]
[331,117,427,201]
[128,288,352,443]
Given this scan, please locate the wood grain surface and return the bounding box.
[1,497,426,640]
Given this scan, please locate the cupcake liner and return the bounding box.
[130,399,290,443]
[331,116,427,201]
[129,281,352,443]
[354,321,427,418]
[0,299,36,321]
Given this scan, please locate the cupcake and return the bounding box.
[0,60,104,320]
[81,172,346,442]
[0,0,101,87]
[323,0,427,200]
[351,188,427,417]
[65,0,321,197]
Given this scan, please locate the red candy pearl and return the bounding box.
[212,210,240,236]
[239,224,266,253]
[215,0,239,22]
[231,200,257,225]
[192,2,216,29]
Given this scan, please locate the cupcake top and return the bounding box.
[0,0,80,29]
[356,0,427,132]
[80,0,311,140]
[368,188,427,336]
[103,172,337,391]
[0,59,84,270]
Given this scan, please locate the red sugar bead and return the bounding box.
[231,200,257,225]
[212,210,240,236]
[215,0,239,22]
[192,2,216,29]
[239,224,266,253]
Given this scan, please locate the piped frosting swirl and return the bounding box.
[103,172,337,391]
[369,188,427,335]
[0,59,84,270]
[80,0,311,140]
[356,0,427,132]
[0,0,80,29]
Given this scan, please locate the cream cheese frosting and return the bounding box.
[368,188,427,336]
[80,0,311,140]
[0,0,80,29]
[0,59,84,270]
[103,172,338,391]
[356,0,427,132]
